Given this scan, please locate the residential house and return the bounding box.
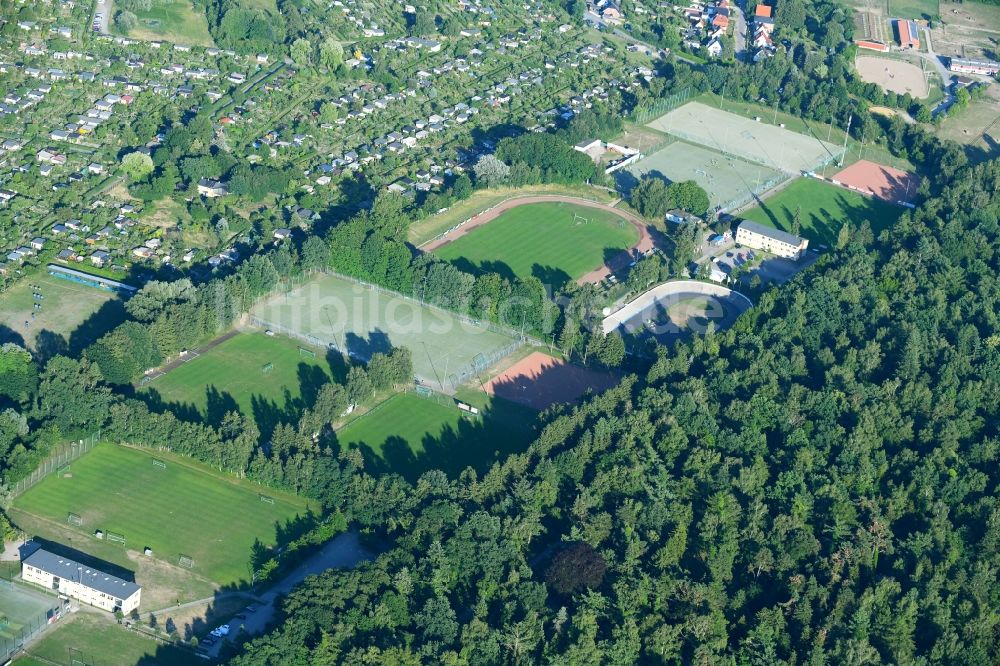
[197,178,228,198]
[754,4,774,32]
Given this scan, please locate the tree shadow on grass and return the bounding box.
[66,297,129,357]
[296,362,328,408]
[324,349,350,384]
[34,330,68,364]
[205,386,240,429]
[446,257,517,283]
[331,396,537,483]
[0,324,26,347]
[137,388,203,425]
[251,390,302,442]
[531,264,573,290]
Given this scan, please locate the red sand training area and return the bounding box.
[485,351,619,411]
[832,160,918,205]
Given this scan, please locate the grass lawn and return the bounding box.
[334,391,535,481]
[12,444,312,588]
[408,184,617,247]
[122,0,214,46]
[433,202,638,287]
[741,178,904,247]
[0,268,127,353]
[141,332,339,431]
[22,613,195,666]
[889,0,939,20]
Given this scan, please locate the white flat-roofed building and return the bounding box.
[21,546,141,613]
[736,220,808,259]
[949,57,1000,76]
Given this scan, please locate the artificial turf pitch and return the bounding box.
[433,202,638,286]
[141,331,336,425]
[13,443,311,586]
[335,392,533,481]
[740,178,904,246]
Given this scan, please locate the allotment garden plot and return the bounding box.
[251,273,522,390]
[624,140,783,210]
[12,443,311,588]
[647,102,843,174]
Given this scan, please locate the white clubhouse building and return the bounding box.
[21,546,142,613]
[736,220,809,259]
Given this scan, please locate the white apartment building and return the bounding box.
[21,546,141,613]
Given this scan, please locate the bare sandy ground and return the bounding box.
[856,56,929,98]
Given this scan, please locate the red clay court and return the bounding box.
[484,352,619,411]
[832,160,918,205]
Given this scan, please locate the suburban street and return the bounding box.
[733,1,748,60]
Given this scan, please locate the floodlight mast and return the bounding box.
[839,115,853,167]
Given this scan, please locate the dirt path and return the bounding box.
[419,194,660,286]
[136,328,241,387]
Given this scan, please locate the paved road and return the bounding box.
[139,591,259,623]
[94,0,111,34]
[203,531,372,659]
[601,279,753,334]
[917,28,955,115]
[733,1,748,60]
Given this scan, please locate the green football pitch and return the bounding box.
[335,391,534,480]
[12,444,312,586]
[141,331,337,427]
[740,178,904,246]
[433,202,639,287]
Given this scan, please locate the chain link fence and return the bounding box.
[2,432,100,505]
[0,580,68,663]
[631,87,692,125]
[251,270,538,389]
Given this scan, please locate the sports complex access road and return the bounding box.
[419,195,661,286]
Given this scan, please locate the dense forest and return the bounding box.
[225,155,1000,663]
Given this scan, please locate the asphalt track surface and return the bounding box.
[602,279,753,335]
